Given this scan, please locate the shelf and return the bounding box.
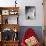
[1,15,18,24]
[0,7,19,10]
[2,13,19,16]
[2,40,19,42]
[0,24,20,32]
[0,7,19,24]
[1,40,19,46]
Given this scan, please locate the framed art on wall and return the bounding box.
[2,10,9,15]
[25,6,36,20]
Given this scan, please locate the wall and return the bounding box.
[0,0,44,45]
[18,26,44,44]
[0,0,44,26]
[18,0,44,26]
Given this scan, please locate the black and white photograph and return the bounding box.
[25,6,36,20]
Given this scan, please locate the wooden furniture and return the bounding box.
[44,26,46,46]
[0,7,20,46]
[2,40,19,46]
[0,24,19,32]
[0,41,2,46]
[43,0,46,26]
[0,7,19,24]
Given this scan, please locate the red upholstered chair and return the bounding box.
[21,28,41,46]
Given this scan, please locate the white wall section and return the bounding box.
[0,0,44,26]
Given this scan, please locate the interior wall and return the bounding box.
[18,26,44,44]
[18,0,44,26]
[0,0,44,44]
[0,0,44,26]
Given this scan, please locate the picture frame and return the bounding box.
[2,10,9,15]
[25,6,36,20]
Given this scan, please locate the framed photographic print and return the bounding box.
[2,10,9,15]
[25,6,36,20]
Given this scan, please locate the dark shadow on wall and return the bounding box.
[18,26,44,45]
